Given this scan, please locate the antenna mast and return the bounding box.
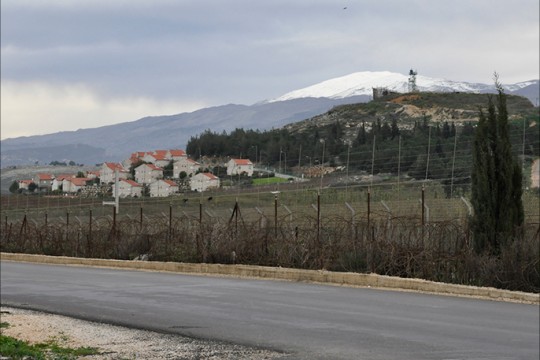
[408,69,418,92]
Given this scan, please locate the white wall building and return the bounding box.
[226,159,254,176]
[62,177,90,193]
[149,179,179,197]
[100,163,128,184]
[173,158,200,178]
[141,152,170,168]
[113,179,143,198]
[190,172,220,192]
[135,163,163,184]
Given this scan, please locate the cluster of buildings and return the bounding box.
[16,149,255,198]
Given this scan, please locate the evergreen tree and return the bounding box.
[390,118,400,139]
[471,77,524,254]
[9,181,19,193]
[355,122,367,146]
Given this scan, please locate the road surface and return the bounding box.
[1,261,538,359]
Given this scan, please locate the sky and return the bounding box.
[1,0,539,140]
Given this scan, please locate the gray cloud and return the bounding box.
[1,0,538,139]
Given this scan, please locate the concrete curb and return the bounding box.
[2,252,538,304]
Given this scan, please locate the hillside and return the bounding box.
[187,91,539,191]
[283,92,535,141]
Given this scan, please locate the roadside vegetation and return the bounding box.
[0,322,99,359]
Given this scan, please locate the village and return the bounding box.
[11,149,257,198]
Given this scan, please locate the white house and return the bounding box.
[62,177,90,193]
[226,159,254,176]
[190,172,220,192]
[52,174,75,191]
[173,158,200,178]
[86,171,100,180]
[113,179,142,198]
[149,179,179,197]
[141,152,170,168]
[33,173,54,190]
[17,179,34,190]
[122,151,146,169]
[135,163,163,184]
[100,162,129,184]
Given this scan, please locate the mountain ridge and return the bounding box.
[1,71,538,167]
[269,71,538,102]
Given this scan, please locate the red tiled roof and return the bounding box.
[105,162,127,172]
[121,179,141,187]
[170,149,186,157]
[148,164,163,171]
[153,153,167,161]
[232,159,252,165]
[55,174,74,181]
[126,156,139,165]
[37,173,54,180]
[68,178,90,186]
[162,179,178,187]
[202,173,218,180]
[144,153,167,161]
[131,152,146,159]
[138,163,162,171]
[154,150,168,156]
[18,179,34,184]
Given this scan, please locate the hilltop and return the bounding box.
[283,92,536,141]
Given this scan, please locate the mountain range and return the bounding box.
[1,71,538,167]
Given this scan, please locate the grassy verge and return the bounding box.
[0,322,100,359]
[252,177,289,185]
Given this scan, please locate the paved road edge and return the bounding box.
[2,252,538,304]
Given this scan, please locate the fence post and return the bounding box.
[421,185,425,227]
[345,202,356,247]
[169,202,173,242]
[317,191,321,247]
[20,213,27,238]
[274,194,278,239]
[88,209,93,256]
[199,201,205,262]
[199,202,203,224]
[65,211,70,243]
[235,199,239,239]
[367,189,371,232]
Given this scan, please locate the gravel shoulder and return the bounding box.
[0,306,285,359]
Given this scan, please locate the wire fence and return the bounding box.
[2,180,539,293]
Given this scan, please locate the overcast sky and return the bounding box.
[1,0,539,140]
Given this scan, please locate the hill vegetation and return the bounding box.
[186,92,539,195]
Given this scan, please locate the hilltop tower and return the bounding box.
[408,69,418,92]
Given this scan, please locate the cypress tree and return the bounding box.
[471,76,524,254]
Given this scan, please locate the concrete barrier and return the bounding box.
[1,252,538,304]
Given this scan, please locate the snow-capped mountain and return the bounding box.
[269,71,536,102]
[2,71,538,170]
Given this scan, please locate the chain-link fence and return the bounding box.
[2,180,539,293]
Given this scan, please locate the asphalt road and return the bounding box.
[1,261,538,359]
